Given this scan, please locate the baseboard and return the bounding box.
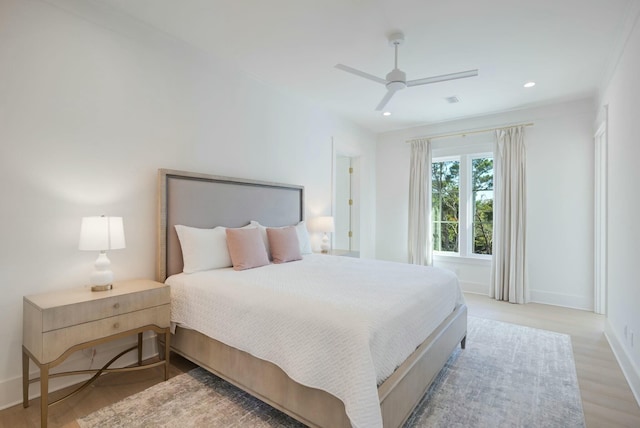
[456,285,591,311]
[458,281,489,295]
[528,289,592,311]
[604,319,640,406]
[0,334,160,411]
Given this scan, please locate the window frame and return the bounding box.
[432,152,493,261]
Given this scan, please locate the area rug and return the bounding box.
[77,317,585,428]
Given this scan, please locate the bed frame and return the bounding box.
[156,168,467,428]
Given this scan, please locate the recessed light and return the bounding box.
[382,111,391,116]
[524,81,536,88]
[445,96,460,104]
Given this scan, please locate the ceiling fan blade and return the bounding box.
[375,89,397,111]
[406,69,478,87]
[335,64,387,85]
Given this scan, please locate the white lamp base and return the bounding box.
[321,233,330,254]
[90,252,114,292]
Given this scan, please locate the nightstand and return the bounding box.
[22,279,171,428]
[318,249,360,258]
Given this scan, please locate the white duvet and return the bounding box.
[167,254,464,428]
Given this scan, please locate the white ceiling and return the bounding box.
[101,0,634,133]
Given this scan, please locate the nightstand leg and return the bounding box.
[40,364,49,428]
[164,329,170,381]
[137,332,143,365]
[22,349,29,408]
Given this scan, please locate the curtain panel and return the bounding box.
[408,138,433,265]
[491,126,528,303]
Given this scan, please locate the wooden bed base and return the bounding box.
[165,304,467,428]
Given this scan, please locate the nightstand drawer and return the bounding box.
[38,284,169,331]
[40,304,170,363]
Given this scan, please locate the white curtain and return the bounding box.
[408,138,433,265]
[490,126,527,303]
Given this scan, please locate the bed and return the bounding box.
[156,168,467,428]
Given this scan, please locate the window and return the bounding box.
[432,154,493,257]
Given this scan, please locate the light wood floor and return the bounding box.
[2,293,639,427]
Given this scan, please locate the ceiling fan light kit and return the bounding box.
[336,32,478,111]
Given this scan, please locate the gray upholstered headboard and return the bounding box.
[156,169,305,281]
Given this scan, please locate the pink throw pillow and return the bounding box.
[267,226,302,264]
[226,227,270,271]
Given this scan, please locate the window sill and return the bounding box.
[433,253,491,266]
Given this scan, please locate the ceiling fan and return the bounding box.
[335,32,478,111]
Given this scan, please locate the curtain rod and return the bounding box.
[406,122,534,142]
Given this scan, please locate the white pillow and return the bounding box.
[174,225,232,273]
[295,221,312,254]
[250,220,312,255]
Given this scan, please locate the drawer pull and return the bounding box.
[113,322,120,329]
[113,303,120,309]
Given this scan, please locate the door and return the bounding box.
[334,156,359,255]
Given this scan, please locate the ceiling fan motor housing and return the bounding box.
[386,68,407,91]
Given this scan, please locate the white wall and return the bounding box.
[597,11,640,403]
[0,0,376,408]
[376,99,594,310]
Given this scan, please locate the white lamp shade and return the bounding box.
[79,216,126,251]
[309,216,335,233]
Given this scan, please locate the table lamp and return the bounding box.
[79,215,126,291]
[311,216,335,254]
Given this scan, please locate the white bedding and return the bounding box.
[166,254,464,428]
